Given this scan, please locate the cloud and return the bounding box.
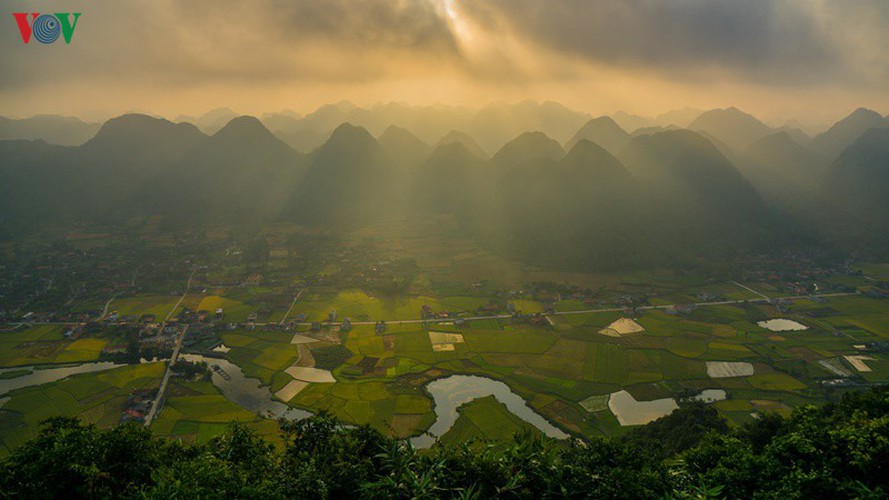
[0,0,888,118]
[452,0,864,85]
[0,0,463,89]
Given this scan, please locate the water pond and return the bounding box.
[410,374,569,448]
[182,354,311,420]
[757,318,808,332]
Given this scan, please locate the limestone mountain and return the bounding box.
[818,127,889,245]
[147,116,306,223]
[565,117,631,156]
[811,108,888,162]
[378,125,432,171]
[739,132,826,208]
[491,131,564,169]
[688,107,774,151]
[411,142,487,214]
[287,123,392,225]
[0,115,100,146]
[434,130,488,159]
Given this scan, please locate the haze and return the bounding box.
[2,0,889,126]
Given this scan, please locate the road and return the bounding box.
[278,288,306,325]
[247,290,861,328]
[143,267,197,427]
[730,280,771,301]
[98,295,116,320]
[9,289,861,331]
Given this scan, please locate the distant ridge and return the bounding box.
[811,108,888,162]
[565,117,630,156]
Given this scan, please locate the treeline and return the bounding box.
[2,387,888,498]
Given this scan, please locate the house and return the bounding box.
[421,305,434,319]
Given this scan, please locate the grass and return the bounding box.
[221,330,301,386]
[152,379,280,445]
[197,296,257,323]
[0,326,109,367]
[439,396,541,446]
[112,296,183,319]
[0,363,164,455]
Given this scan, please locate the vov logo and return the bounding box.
[13,13,81,44]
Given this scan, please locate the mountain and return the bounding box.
[491,131,564,169]
[273,128,328,153]
[631,125,680,138]
[610,111,653,132]
[738,132,826,208]
[287,123,392,225]
[411,142,487,213]
[378,125,431,171]
[260,113,304,136]
[688,107,774,151]
[176,108,239,135]
[565,117,630,155]
[147,116,306,223]
[434,130,488,159]
[0,114,207,233]
[817,127,889,245]
[654,107,703,128]
[471,140,646,269]
[82,114,206,165]
[810,108,888,162]
[0,115,100,146]
[619,130,777,258]
[467,101,589,154]
[774,125,811,146]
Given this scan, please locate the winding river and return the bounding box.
[410,374,570,448]
[0,362,122,396]
[0,359,568,448]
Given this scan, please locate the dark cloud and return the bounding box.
[0,0,888,116]
[455,0,883,85]
[0,0,462,89]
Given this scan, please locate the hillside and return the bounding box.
[564,116,631,155]
[2,387,888,498]
[811,108,888,162]
[688,107,774,151]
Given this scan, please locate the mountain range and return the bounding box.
[2,104,888,269]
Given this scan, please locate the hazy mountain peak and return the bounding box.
[328,122,374,142]
[812,108,889,161]
[213,115,271,137]
[429,140,477,160]
[435,130,488,159]
[564,138,614,160]
[492,131,564,167]
[566,116,630,154]
[688,107,773,151]
[379,125,425,144]
[378,125,431,169]
[87,114,204,148]
[610,111,652,132]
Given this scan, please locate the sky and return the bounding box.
[1,0,888,126]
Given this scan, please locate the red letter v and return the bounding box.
[13,13,39,44]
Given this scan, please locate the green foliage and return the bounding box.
[2,388,889,498]
[312,344,354,371]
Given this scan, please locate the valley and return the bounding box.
[1,210,887,454]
